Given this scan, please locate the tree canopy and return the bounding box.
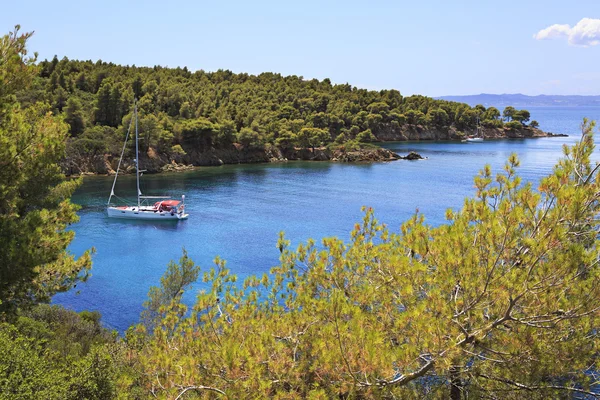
[0,26,92,317]
[0,25,108,400]
[119,121,600,399]
[17,55,533,165]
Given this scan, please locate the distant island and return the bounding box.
[437,93,600,108]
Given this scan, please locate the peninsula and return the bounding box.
[19,58,556,175]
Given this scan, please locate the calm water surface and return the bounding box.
[53,106,600,331]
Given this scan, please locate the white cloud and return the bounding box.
[534,18,600,47]
[534,24,571,40]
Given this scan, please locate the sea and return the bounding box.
[53,106,600,332]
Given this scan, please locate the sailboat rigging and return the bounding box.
[106,100,189,220]
[465,116,484,142]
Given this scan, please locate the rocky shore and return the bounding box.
[62,145,401,176]
[62,125,561,176]
[374,124,556,141]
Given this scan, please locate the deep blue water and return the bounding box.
[53,106,600,331]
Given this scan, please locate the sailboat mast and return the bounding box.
[135,100,141,208]
[107,108,134,206]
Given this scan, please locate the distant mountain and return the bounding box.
[437,94,600,108]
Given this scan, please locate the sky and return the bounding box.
[2,0,600,96]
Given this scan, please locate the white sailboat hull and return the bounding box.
[107,206,189,220]
[466,137,483,142]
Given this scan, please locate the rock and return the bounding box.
[329,147,400,162]
[63,144,403,176]
[401,151,425,160]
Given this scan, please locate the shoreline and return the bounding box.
[63,128,566,177]
[63,145,403,177]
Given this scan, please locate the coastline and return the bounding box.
[62,126,564,177]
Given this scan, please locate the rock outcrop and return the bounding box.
[400,151,425,160]
[284,147,399,163]
[62,124,558,176]
[64,145,400,176]
[374,123,552,142]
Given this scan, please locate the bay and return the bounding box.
[53,106,600,331]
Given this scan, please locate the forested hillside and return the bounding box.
[17,56,540,173]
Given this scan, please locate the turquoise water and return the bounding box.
[53,107,600,331]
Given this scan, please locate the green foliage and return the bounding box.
[297,127,330,149]
[63,97,86,136]
[530,120,539,128]
[483,106,500,121]
[179,100,192,118]
[15,51,530,165]
[457,108,479,130]
[53,87,68,113]
[67,125,116,160]
[333,132,347,144]
[170,144,186,156]
[0,26,37,111]
[502,107,531,125]
[0,324,70,399]
[482,118,503,128]
[367,101,389,114]
[502,106,516,121]
[274,129,297,149]
[474,103,486,113]
[0,27,91,317]
[178,117,217,149]
[93,82,127,127]
[18,305,113,358]
[75,72,89,91]
[93,82,112,126]
[215,119,236,147]
[0,306,117,400]
[138,114,170,152]
[123,122,600,399]
[140,249,200,331]
[237,126,266,149]
[505,120,523,129]
[512,109,531,124]
[405,109,426,125]
[428,107,449,127]
[356,128,377,143]
[330,138,362,152]
[131,75,143,99]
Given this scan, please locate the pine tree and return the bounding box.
[58,71,67,90]
[108,85,123,127]
[75,72,88,91]
[48,70,59,92]
[53,87,68,112]
[132,75,143,99]
[64,97,86,136]
[0,27,92,317]
[49,54,58,74]
[94,82,112,126]
[128,122,600,399]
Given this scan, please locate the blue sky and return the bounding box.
[2,0,599,96]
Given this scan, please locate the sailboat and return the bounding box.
[466,116,484,142]
[107,100,189,220]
